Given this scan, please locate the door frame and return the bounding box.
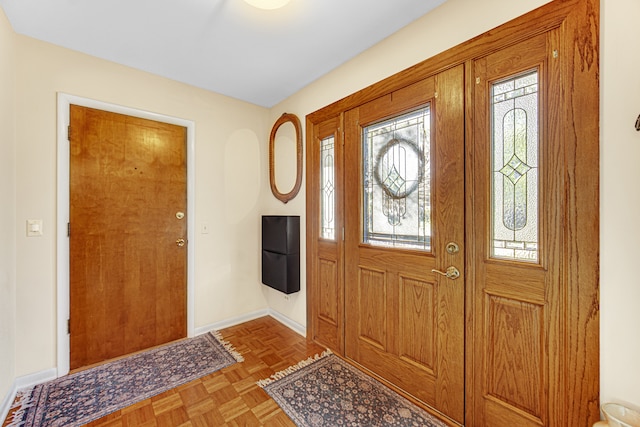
[56,93,196,376]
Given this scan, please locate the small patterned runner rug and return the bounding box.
[8,331,243,427]
[258,351,449,427]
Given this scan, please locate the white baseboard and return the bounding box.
[194,309,270,336]
[14,368,57,391]
[268,310,306,336]
[194,309,306,337]
[1,368,57,424]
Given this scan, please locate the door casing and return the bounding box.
[56,93,196,377]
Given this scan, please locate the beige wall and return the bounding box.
[0,6,16,405]
[12,32,272,376]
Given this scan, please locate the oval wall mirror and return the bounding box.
[269,113,303,203]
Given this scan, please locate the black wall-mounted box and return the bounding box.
[261,215,300,294]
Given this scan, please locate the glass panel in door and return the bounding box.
[362,107,432,250]
[491,70,540,262]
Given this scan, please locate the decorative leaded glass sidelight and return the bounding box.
[320,136,335,240]
[491,71,539,261]
[363,107,431,250]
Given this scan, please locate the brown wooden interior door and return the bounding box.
[471,30,563,426]
[69,105,187,370]
[344,65,465,423]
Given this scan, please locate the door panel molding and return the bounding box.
[398,275,436,371]
[356,266,388,351]
[56,93,196,376]
[485,294,544,418]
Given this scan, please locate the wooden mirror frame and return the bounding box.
[269,113,303,203]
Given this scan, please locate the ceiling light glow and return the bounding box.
[244,0,291,10]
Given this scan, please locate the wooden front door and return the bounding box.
[344,65,465,423]
[69,105,187,370]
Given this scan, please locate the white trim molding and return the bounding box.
[56,93,196,377]
[0,368,57,423]
[194,309,270,336]
[268,310,306,336]
[194,309,306,337]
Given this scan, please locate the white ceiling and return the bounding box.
[0,0,446,107]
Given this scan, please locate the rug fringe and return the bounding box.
[256,349,333,388]
[4,388,34,427]
[210,330,245,363]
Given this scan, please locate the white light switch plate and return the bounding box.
[27,219,43,237]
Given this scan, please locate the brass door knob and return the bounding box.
[431,266,460,280]
[176,238,186,247]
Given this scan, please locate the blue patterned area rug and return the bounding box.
[8,331,243,427]
[258,351,449,427]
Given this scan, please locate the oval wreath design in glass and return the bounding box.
[269,113,303,203]
[374,138,425,199]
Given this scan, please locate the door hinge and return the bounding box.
[67,125,71,141]
[67,319,70,334]
[67,222,70,237]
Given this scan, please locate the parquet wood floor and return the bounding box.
[2,316,326,427]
